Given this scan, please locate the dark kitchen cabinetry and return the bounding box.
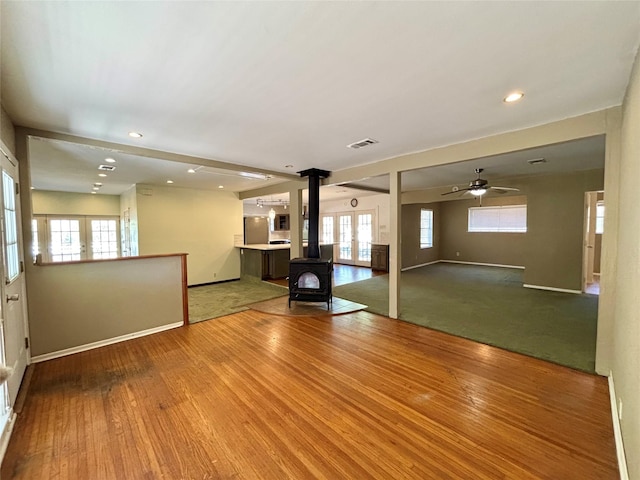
[241,247,290,280]
[274,214,290,231]
[370,244,389,272]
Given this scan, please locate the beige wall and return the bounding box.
[32,190,120,216]
[610,47,640,480]
[26,255,184,357]
[1,106,16,154]
[523,169,603,291]
[135,184,243,285]
[320,193,391,244]
[401,203,440,268]
[439,195,527,267]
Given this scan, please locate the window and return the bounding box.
[90,219,119,259]
[420,209,433,248]
[595,202,604,234]
[321,216,334,244]
[32,215,121,263]
[3,171,20,282]
[468,205,527,233]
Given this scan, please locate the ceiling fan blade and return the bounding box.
[441,187,472,196]
[490,186,520,192]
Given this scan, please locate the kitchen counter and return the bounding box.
[236,244,291,251]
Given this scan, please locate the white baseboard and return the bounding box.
[0,411,16,465]
[440,260,525,270]
[522,284,582,294]
[401,260,440,271]
[31,322,183,363]
[608,372,629,480]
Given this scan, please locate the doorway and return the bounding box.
[334,211,374,267]
[0,143,30,442]
[583,191,604,295]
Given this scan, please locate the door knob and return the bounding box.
[6,294,19,302]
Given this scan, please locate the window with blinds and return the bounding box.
[468,205,527,233]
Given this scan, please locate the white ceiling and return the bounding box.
[2,2,639,197]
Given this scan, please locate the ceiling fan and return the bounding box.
[441,168,519,200]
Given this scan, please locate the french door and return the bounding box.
[0,145,30,414]
[334,211,374,267]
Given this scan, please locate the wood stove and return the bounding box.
[288,258,333,308]
[289,168,333,308]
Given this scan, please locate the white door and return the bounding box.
[0,147,29,406]
[337,213,355,265]
[336,211,374,267]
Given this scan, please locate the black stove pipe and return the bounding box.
[298,168,330,259]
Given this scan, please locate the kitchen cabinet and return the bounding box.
[274,214,290,231]
[371,244,389,272]
[240,246,290,280]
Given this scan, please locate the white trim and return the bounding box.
[0,411,16,465]
[31,322,183,363]
[440,260,525,270]
[401,260,440,271]
[522,284,582,294]
[608,372,629,480]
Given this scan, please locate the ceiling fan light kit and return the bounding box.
[442,168,519,199]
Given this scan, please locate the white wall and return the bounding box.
[135,184,243,285]
[611,47,640,480]
[31,190,120,216]
[319,193,390,244]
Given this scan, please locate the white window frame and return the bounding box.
[32,215,121,263]
[420,209,433,249]
[468,205,527,233]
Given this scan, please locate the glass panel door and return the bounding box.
[355,212,373,266]
[337,214,354,264]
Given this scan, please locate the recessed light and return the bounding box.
[92,187,100,191]
[128,131,143,138]
[105,157,116,163]
[187,169,196,173]
[285,165,294,169]
[93,183,103,187]
[166,180,174,184]
[503,92,524,103]
[91,192,97,195]
[218,185,224,189]
[98,173,107,177]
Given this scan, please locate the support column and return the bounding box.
[389,171,401,319]
[288,188,304,259]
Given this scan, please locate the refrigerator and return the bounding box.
[244,217,269,244]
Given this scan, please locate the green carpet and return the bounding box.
[333,263,598,373]
[188,279,288,323]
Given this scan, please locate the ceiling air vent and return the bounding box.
[98,164,116,171]
[347,138,379,149]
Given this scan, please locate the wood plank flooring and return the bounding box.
[267,263,386,288]
[1,310,617,479]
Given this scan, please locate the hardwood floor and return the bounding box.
[2,310,617,479]
[268,263,386,288]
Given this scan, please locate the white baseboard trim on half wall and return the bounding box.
[522,284,582,294]
[31,322,183,364]
[440,260,525,270]
[608,372,629,480]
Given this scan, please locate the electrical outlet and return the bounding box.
[618,399,623,420]
[214,273,217,278]
[456,251,460,257]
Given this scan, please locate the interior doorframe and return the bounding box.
[582,191,598,292]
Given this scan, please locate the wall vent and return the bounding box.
[347,138,379,149]
[98,164,116,171]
